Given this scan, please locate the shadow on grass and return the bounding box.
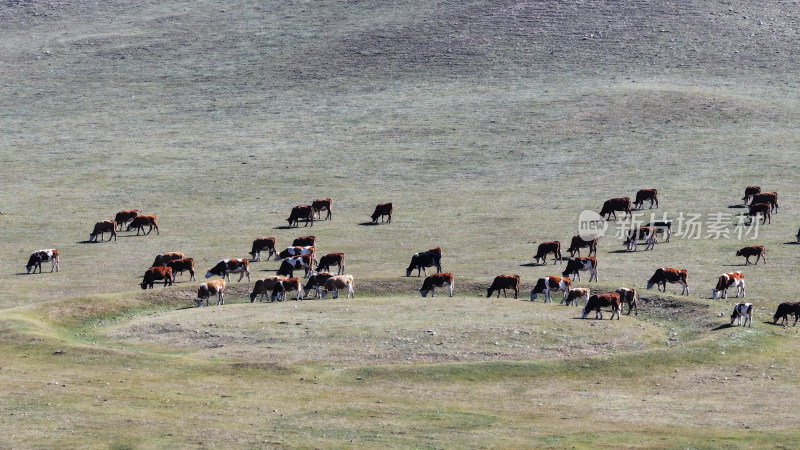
[783,241,800,245]
[358,221,382,226]
[519,262,545,267]
[727,204,748,209]
[711,323,735,331]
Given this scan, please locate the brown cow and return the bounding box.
[711,272,745,299]
[742,186,761,205]
[533,241,562,265]
[25,249,59,274]
[623,226,657,251]
[748,202,771,225]
[530,276,571,302]
[318,253,345,275]
[249,237,276,261]
[615,287,638,315]
[196,279,226,306]
[420,272,454,297]
[646,268,689,295]
[566,234,598,257]
[773,302,800,326]
[311,198,332,220]
[486,275,520,298]
[127,215,159,235]
[113,209,139,230]
[371,202,393,224]
[250,276,288,302]
[751,192,778,213]
[599,197,632,220]
[287,205,314,227]
[736,246,766,265]
[564,288,590,307]
[633,189,659,209]
[89,220,117,242]
[140,266,174,289]
[292,235,316,247]
[582,293,621,320]
[167,258,196,281]
[271,278,305,301]
[152,252,184,267]
[205,258,251,282]
[322,274,355,299]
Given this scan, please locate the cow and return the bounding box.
[152,252,184,267]
[564,288,590,307]
[249,237,276,261]
[292,235,316,247]
[615,287,638,315]
[736,246,766,265]
[711,272,745,299]
[533,241,562,265]
[773,302,800,326]
[623,226,657,251]
[89,220,117,242]
[730,302,753,327]
[276,255,313,278]
[287,205,315,227]
[582,293,621,320]
[322,274,355,299]
[140,266,174,289]
[599,197,632,220]
[406,250,442,277]
[249,276,288,302]
[530,276,571,303]
[271,278,305,302]
[166,258,196,281]
[127,215,159,235]
[318,253,345,275]
[113,209,139,230]
[371,202,393,224]
[751,192,778,213]
[566,234,598,257]
[742,186,761,205]
[648,220,672,243]
[562,257,598,282]
[633,189,659,209]
[196,279,226,306]
[25,249,59,274]
[419,272,454,297]
[486,275,520,298]
[646,268,689,295]
[311,198,332,220]
[303,272,334,299]
[797,227,800,243]
[274,246,316,267]
[205,258,251,282]
[747,202,771,225]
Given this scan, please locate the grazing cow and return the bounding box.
[322,274,355,299]
[615,287,638,315]
[623,226,657,251]
[303,272,334,299]
[406,250,442,277]
[249,276,288,302]
[371,202,393,224]
[711,272,745,299]
[582,293,621,320]
[166,258,196,281]
[533,241,562,265]
[286,205,315,227]
[205,258,251,282]
[311,198,332,220]
[419,272,454,297]
[736,246,766,265]
[113,209,139,230]
[751,192,778,213]
[748,202,771,225]
[249,237,276,261]
[140,266,174,289]
[274,246,317,267]
[633,189,659,209]
[271,278,305,302]
[25,249,59,274]
[742,186,761,205]
[530,276,571,303]
[486,274,521,298]
[646,268,689,295]
[127,215,159,235]
[152,252,184,267]
[562,257,598,282]
[89,220,117,242]
[773,302,800,326]
[648,220,672,243]
[196,279,226,306]
[318,253,345,275]
[292,235,316,247]
[730,302,753,327]
[566,234,598,257]
[564,288,590,307]
[276,255,313,278]
[599,197,632,220]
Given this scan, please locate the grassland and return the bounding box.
[2,0,800,447]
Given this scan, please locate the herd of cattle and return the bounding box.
[21,189,800,327]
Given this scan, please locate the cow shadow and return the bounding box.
[727,204,748,209]
[76,240,101,244]
[358,221,381,226]
[519,262,545,267]
[608,249,631,254]
[712,323,734,331]
[274,225,299,230]
[783,241,800,245]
